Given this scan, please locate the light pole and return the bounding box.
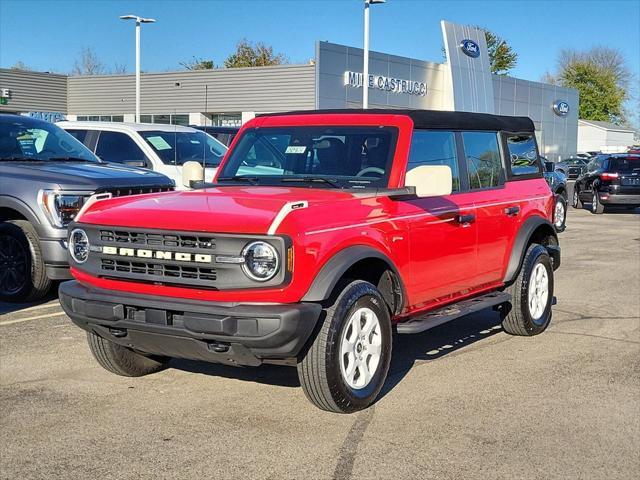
[362,0,385,109]
[120,14,156,123]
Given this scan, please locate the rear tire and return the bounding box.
[571,187,583,209]
[297,280,392,413]
[553,195,567,232]
[502,244,554,336]
[0,220,51,302]
[87,332,169,377]
[591,191,605,214]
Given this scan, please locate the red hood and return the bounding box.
[77,186,358,234]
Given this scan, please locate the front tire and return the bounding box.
[572,187,583,209]
[297,280,392,413]
[502,244,554,336]
[87,332,170,377]
[0,220,51,302]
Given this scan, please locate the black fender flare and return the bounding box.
[0,196,41,226]
[504,216,560,284]
[302,245,405,310]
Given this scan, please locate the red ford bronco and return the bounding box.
[60,110,560,413]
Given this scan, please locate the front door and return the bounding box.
[402,130,478,309]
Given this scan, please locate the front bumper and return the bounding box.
[599,193,640,206]
[59,281,322,367]
[40,238,72,280]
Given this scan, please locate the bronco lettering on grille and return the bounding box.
[102,246,212,263]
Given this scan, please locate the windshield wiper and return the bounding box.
[0,156,45,162]
[280,176,342,188]
[217,175,259,185]
[47,156,96,162]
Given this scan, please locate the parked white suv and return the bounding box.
[58,121,227,188]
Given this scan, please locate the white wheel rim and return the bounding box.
[528,263,549,321]
[340,307,382,390]
[554,200,565,228]
[573,190,578,206]
[592,194,596,212]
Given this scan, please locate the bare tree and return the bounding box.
[113,62,128,74]
[11,61,31,71]
[180,57,215,70]
[72,47,105,75]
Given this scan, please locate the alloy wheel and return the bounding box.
[340,307,382,389]
[0,235,28,295]
[528,262,549,322]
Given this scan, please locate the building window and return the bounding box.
[139,114,189,125]
[77,115,123,122]
[208,113,242,127]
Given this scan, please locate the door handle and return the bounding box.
[504,206,520,216]
[457,213,476,225]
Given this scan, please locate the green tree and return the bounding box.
[482,28,518,75]
[223,39,287,68]
[180,57,216,70]
[559,61,624,122]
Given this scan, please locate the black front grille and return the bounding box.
[99,230,216,250]
[97,186,174,198]
[101,259,217,282]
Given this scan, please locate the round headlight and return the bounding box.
[242,241,279,282]
[69,228,89,264]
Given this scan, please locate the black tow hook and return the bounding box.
[109,328,127,338]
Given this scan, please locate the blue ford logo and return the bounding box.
[553,100,570,117]
[460,39,480,58]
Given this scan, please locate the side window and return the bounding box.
[462,132,502,189]
[95,131,147,164]
[505,133,540,176]
[66,129,89,144]
[407,130,460,191]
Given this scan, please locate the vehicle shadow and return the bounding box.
[574,203,639,214]
[378,310,504,401]
[168,309,504,395]
[0,285,61,316]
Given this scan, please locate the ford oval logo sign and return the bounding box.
[553,100,570,117]
[460,39,480,58]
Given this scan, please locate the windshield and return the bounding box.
[139,130,227,167]
[218,126,397,188]
[608,157,640,173]
[0,116,98,162]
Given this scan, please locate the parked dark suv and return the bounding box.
[0,114,174,302]
[572,154,640,213]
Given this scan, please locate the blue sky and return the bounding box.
[1,0,638,84]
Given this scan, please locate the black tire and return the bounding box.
[297,280,392,413]
[87,331,169,377]
[591,190,605,214]
[502,244,554,336]
[553,195,567,233]
[571,186,583,209]
[0,220,51,302]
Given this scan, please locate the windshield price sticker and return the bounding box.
[146,136,172,150]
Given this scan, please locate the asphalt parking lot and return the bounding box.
[1,202,639,480]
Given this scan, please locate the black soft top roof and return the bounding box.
[260,109,535,132]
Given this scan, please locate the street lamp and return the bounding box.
[362,0,385,109]
[120,14,156,123]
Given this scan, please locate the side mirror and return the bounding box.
[544,161,555,173]
[405,165,452,198]
[182,161,204,188]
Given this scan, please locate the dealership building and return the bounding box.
[0,21,580,160]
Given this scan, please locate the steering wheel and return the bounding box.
[356,167,385,177]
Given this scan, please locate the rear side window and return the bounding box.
[408,130,460,191]
[462,132,502,189]
[96,131,147,163]
[505,133,540,176]
[66,129,89,144]
[607,157,640,173]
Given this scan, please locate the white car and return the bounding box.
[57,121,227,188]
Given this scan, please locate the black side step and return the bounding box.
[396,291,511,334]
